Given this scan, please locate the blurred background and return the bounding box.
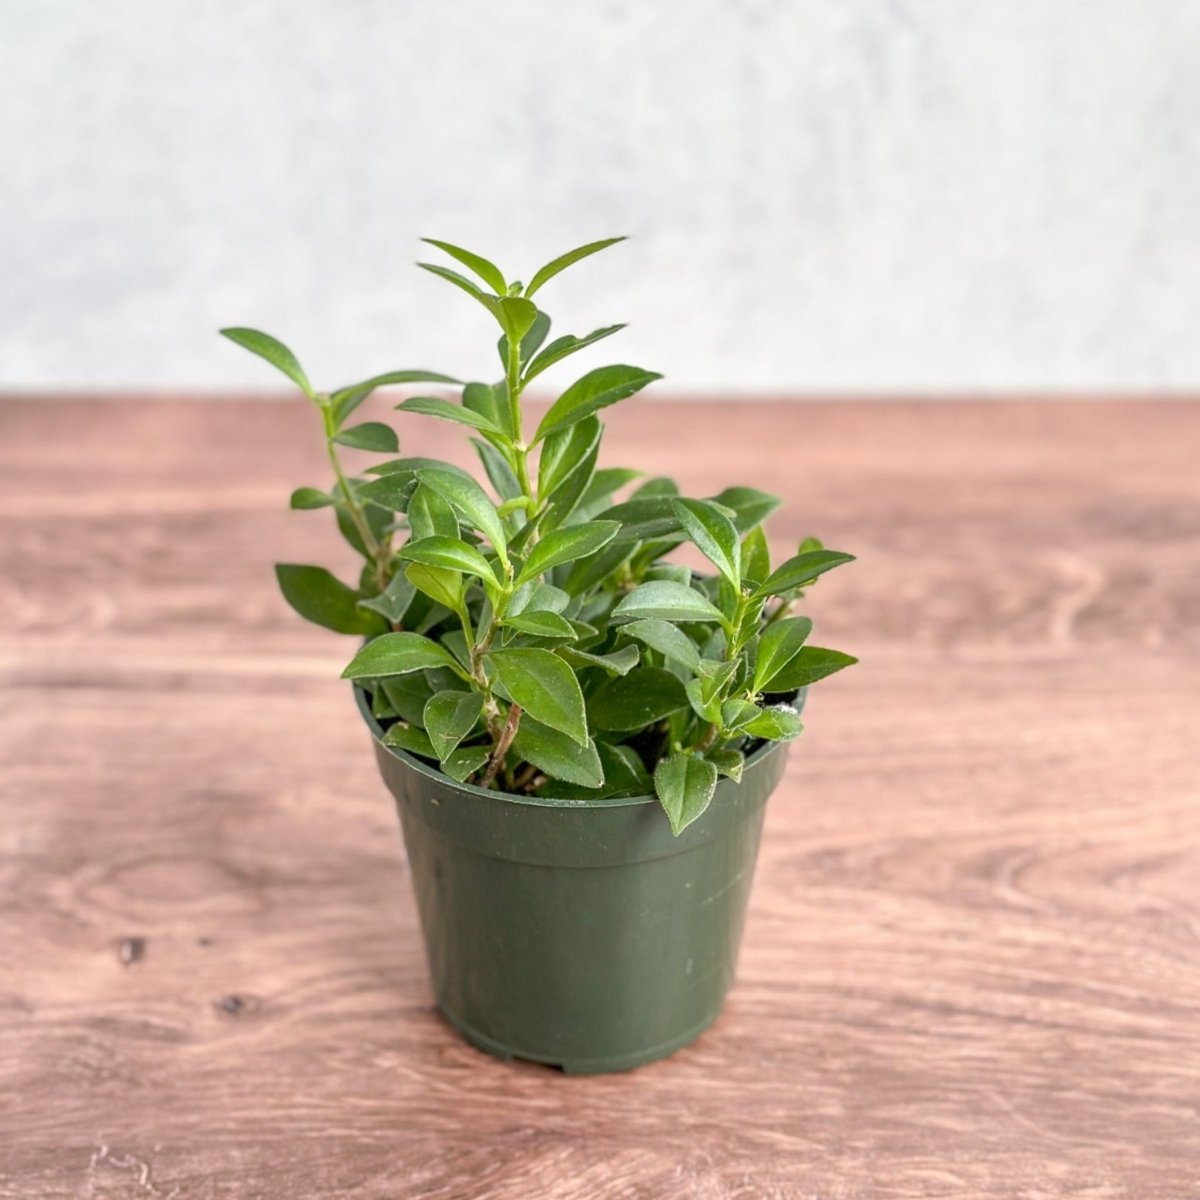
[5,0,1199,396]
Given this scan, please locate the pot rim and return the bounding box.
[354,683,792,812]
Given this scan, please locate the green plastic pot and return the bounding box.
[356,686,800,1074]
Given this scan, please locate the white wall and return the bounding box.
[4,0,1200,394]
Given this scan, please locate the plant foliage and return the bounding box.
[222,237,856,833]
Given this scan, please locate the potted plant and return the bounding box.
[221,236,856,1073]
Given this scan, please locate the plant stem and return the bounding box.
[321,401,388,591]
[505,338,539,540]
[481,702,521,789]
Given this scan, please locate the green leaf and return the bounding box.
[472,438,523,503]
[754,550,856,598]
[399,536,499,586]
[557,643,640,676]
[498,309,553,369]
[620,618,701,670]
[382,722,436,757]
[219,327,313,397]
[534,365,662,443]
[274,564,383,635]
[407,484,459,540]
[742,525,770,587]
[462,381,513,438]
[524,324,626,382]
[341,632,467,680]
[485,295,539,347]
[537,416,602,501]
[742,702,804,741]
[611,581,725,624]
[417,261,488,303]
[708,748,744,783]
[423,690,484,760]
[507,580,570,616]
[485,648,587,746]
[764,646,857,692]
[512,717,604,788]
[404,562,464,613]
[331,369,461,425]
[672,498,741,587]
[574,467,642,517]
[416,468,508,567]
[708,486,781,533]
[357,572,416,624]
[525,236,627,298]
[589,668,689,732]
[516,520,619,585]
[653,752,718,836]
[501,610,578,641]
[420,238,507,294]
[540,439,599,532]
[720,698,760,732]
[395,395,505,436]
[441,744,490,783]
[752,616,814,693]
[332,421,399,453]
[289,487,334,510]
[599,496,683,543]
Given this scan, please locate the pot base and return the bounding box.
[439,1001,724,1075]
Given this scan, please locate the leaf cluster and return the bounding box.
[222,237,856,834]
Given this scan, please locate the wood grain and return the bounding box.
[1,395,1198,1199]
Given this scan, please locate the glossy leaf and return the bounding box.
[672,498,741,587]
[708,486,782,533]
[423,690,484,760]
[707,747,744,783]
[399,536,499,585]
[498,309,552,369]
[589,668,689,732]
[599,496,683,543]
[523,324,626,382]
[404,562,464,613]
[341,632,466,680]
[472,438,522,503]
[534,365,662,443]
[332,421,399,453]
[416,469,508,566]
[742,525,770,587]
[219,327,313,397]
[516,520,619,585]
[612,581,725,624]
[654,752,718,836]
[512,717,604,788]
[525,236,627,298]
[754,550,856,598]
[332,369,461,425]
[275,564,383,635]
[558,642,639,676]
[752,616,813,693]
[485,648,588,745]
[742,702,804,741]
[501,610,578,641]
[407,485,459,540]
[289,487,334,510]
[620,618,701,670]
[420,238,507,294]
[357,572,416,624]
[537,416,602,501]
[396,395,505,436]
[441,744,491,783]
[763,646,858,692]
[381,722,437,757]
[462,381,513,438]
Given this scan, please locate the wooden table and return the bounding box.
[2,396,1197,1199]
